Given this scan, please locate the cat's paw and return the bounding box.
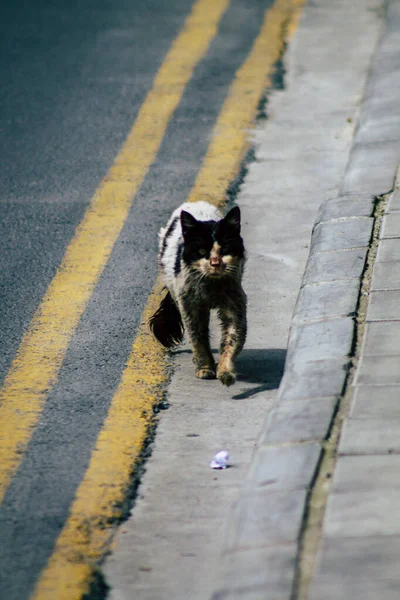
[196,367,216,380]
[218,370,236,387]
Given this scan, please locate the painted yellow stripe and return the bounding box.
[0,0,230,506]
[287,0,305,39]
[31,286,168,599]
[31,0,305,598]
[187,0,305,206]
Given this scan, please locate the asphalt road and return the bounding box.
[0,0,281,598]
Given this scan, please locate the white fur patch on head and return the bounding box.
[158,201,224,294]
[173,201,223,224]
[210,241,221,256]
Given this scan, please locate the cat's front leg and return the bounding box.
[217,293,247,386]
[180,302,215,379]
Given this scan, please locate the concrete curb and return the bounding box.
[210,1,400,598]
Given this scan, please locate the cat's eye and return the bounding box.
[198,248,208,256]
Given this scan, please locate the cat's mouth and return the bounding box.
[208,265,225,277]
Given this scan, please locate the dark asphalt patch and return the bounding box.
[0,0,275,598]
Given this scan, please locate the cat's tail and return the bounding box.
[149,289,184,348]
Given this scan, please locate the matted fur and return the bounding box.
[150,201,247,386]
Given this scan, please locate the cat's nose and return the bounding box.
[210,255,222,267]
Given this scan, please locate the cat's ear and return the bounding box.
[180,210,198,237]
[223,206,241,232]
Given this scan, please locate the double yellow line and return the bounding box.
[0,0,304,597]
[0,0,230,507]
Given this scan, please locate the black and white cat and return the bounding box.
[149,201,246,386]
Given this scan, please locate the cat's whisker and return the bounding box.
[150,201,246,386]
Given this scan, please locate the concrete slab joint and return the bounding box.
[100,0,400,597]
[211,1,400,598]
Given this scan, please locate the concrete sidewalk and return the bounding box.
[104,1,400,598]
[212,0,400,599]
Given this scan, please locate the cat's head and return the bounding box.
[180,206,245,279]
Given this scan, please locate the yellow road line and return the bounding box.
[31,285,168,599]
[188,0,305,206]
[0,0,230,506]
[31,0,305,598]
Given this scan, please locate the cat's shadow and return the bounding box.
[174,347,286,400]
[233,348,286,400]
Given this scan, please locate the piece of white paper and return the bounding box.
[210,450,230,469]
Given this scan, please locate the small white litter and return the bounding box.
[210,450,230,469]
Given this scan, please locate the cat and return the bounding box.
[149,201,247,386]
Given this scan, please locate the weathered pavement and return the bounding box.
[212,1,400,599]
[2,0,400,597]
[105,0,400,598]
